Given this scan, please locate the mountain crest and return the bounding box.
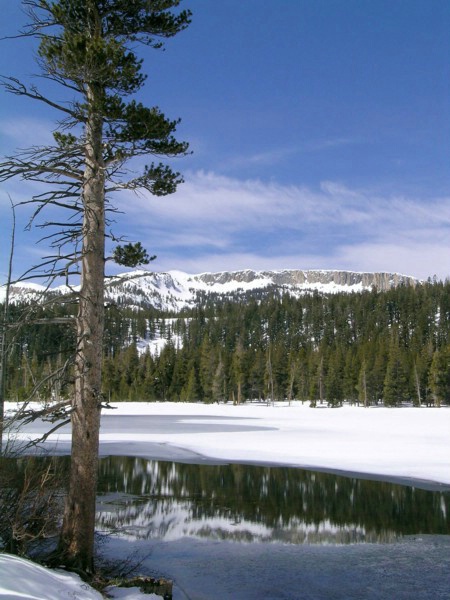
[2,268,419,312]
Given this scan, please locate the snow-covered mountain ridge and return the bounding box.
[3,268,419,312]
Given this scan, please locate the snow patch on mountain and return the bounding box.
[135,318,184,356]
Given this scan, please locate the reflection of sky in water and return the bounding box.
[96,457,450,545]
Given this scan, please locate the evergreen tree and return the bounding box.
[199,335,215,401]
[286,353,297,406]
[211,353,226,403]
[309,351,325,408]
[429,346,450,407]
[343,349,359,404]
[294,348,310,403]
[0,0,191,572]
[326,348,345,407]
[383,332,411,406]
[180,361,199,402]
[264,346,275,405]
[141,350,158,401]
[119,343,140,399]
[168,346,189,400]
[231,339,245,405]
[357,359,369,407]
[370,338,389,404]
[247,348,265,401]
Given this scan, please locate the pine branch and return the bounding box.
[0,77,85,121]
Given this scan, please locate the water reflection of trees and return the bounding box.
[96,457,450,544]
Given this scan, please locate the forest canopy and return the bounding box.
[5,280,450,408]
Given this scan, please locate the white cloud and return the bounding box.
[4,168,450,283]
[117,170,450,232]
[118,170,343,228]
[114,170,450,281]
[333,241,450,281]
[0,117,55,149]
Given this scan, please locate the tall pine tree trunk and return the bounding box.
[59,85,105,573]
[1,0,190,573]
[413,362,422,407]
[0,201,15,454]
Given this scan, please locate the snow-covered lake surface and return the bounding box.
[3,401,450,599]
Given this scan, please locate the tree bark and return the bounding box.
[413,362,422,407]
[58,83,105,574]
[0,200,15,454]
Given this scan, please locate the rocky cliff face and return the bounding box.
[195,269,417,290]
[3,269,419,312]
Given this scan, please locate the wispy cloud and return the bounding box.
[0,117,55,149]
[222,137,359,171]
[3,166,449,282]
[306,137,360,151]
[224,146,300,169]
[113,170,450,280]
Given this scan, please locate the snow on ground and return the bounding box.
[0,554,161,600]
[135,318,184,356]
[0,553,102,600]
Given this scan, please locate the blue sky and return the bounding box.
[1,0,450,282]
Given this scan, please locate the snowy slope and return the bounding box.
[1,268,419,312]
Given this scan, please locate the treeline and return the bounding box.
[4,281,450,406]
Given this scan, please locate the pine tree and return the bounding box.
[199,335,214,401]
[180,361,199,402]
[357,359,369,407]
[211,353,226,404]
[264,345,275,405]
[429,346,450,407]
[309,351,325,408]
[1,0,190,573]
[326,348,345,407]
[383,332,411,406]
[343,349,359,405]
[141,350,158,401]
[168,346,189,401]
[286,353,297,406]
[231,339,245,405]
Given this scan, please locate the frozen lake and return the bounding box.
[13,401,450,486]
[93,455,450,599]
[7,401,450,598]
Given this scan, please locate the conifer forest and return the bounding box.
[4,280,450,408]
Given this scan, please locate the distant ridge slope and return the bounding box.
[3,269,419,312]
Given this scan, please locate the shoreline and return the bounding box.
[11,438,450,493]
[6,401,450,489]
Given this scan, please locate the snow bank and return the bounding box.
[0,553,102,600]
[0,554,161,600]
